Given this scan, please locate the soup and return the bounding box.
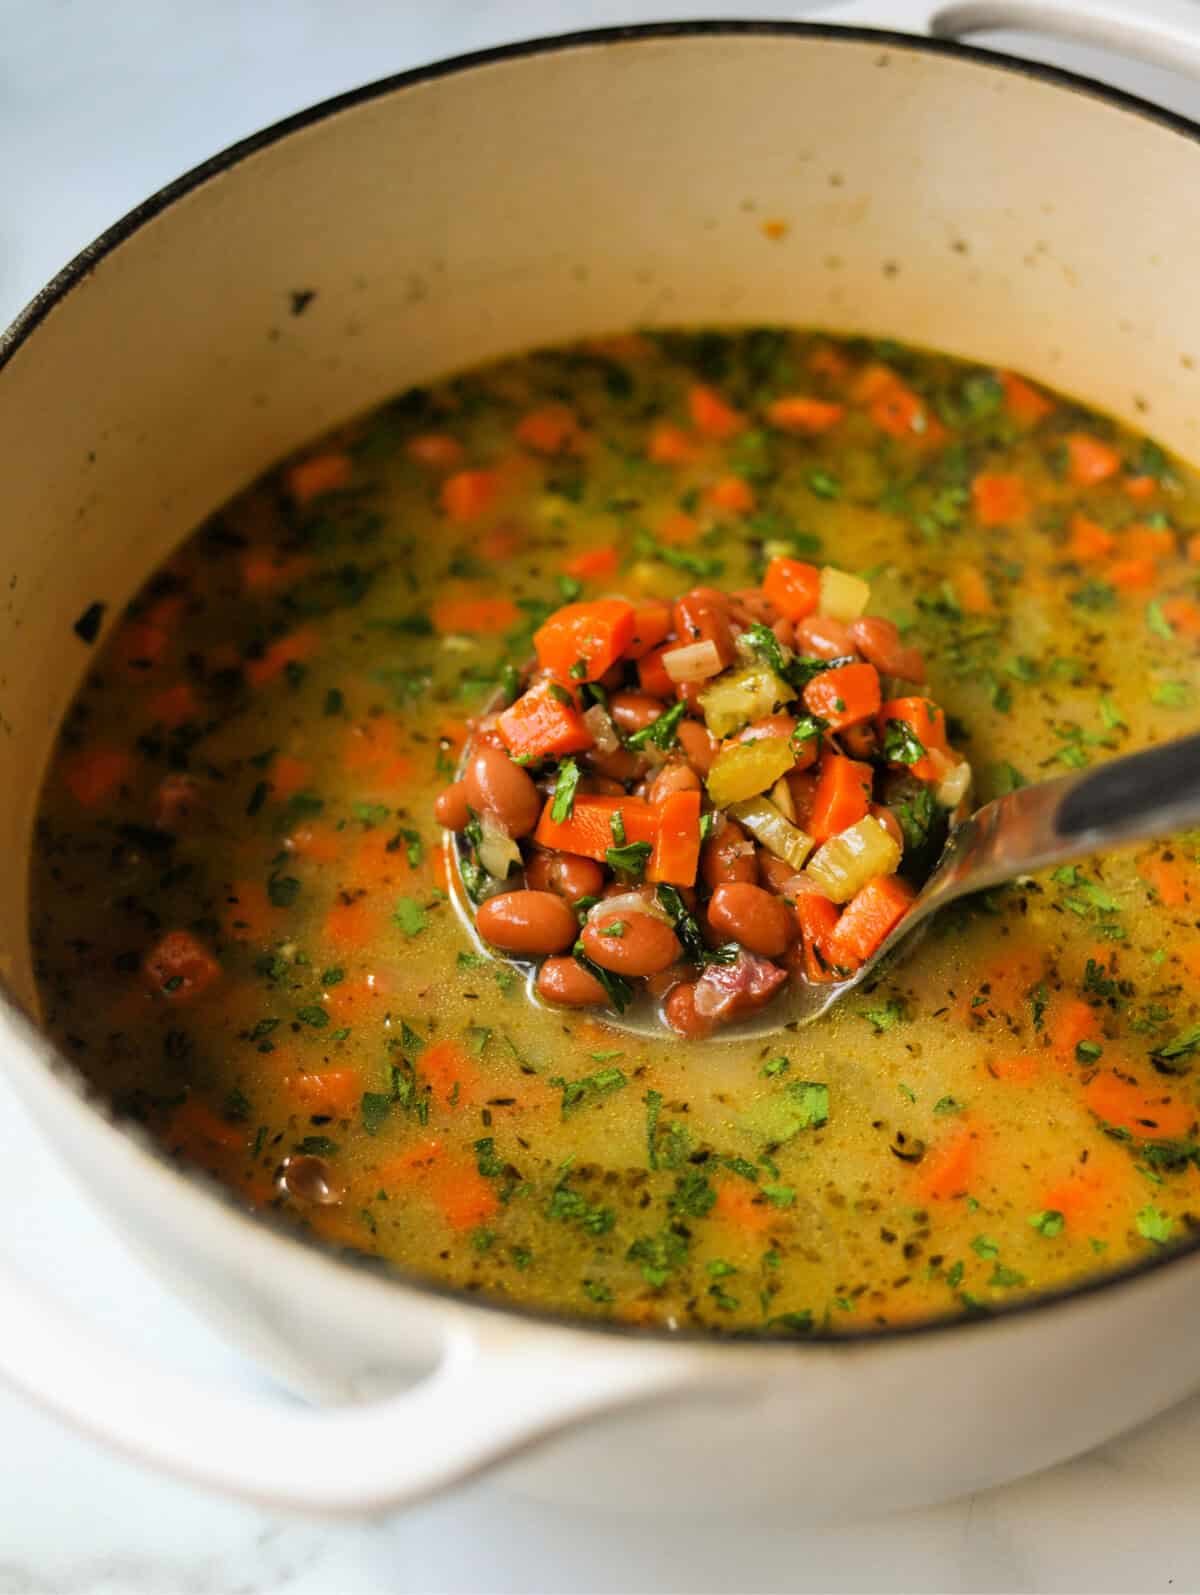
[29,328,1200,1333]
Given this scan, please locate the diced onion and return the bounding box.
[935,758,973,811]
[478,814,522,881]
[805,815,901,903]
[663,639,723,683]
[819,565,871,623]
[769,775,797,824]
[728,797,814,872]
[583,704,620,755]
[699,664,793,738]
[706,737,796,808]
[587,890,672,925]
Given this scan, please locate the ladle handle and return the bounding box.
[1056,731,1200,845]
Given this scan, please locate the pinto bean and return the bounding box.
[734,713,796,744]
[663,981,715,1038]
[728,587,777,626]
[463,744,541,837]
[840,722,878,760]
[580,775,626,797]
[434,780,471,831]
[581,910,681,976]
[610,691,668,734]
[476,890,578,955]
[871,804,905,852]
[757,850,797,895]
[677,718,718,775]
[848,616,926,684]
[701,819,757,889]
[795,614,856,660]
[772,617,794,650]
[674,587,737,669]
[525,849,606,903]
[586,745,645,784]
[536,956,607,1007]
[707,881,795,958]
[648,761,702,806]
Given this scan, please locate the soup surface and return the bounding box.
[30,328,1200,1334]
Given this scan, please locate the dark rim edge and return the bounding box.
[7,16,1200,1350]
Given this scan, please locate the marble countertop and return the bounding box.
[4,2,1200,1590]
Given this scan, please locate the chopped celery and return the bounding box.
[729,797,814,871]
[699,664,793,738]
[819,566,870,622]
[706,737,796,808]
[805,816,901,903]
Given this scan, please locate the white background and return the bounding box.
[3,3,1200,1591]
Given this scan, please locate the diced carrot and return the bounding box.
[342,720,414,790]
[497,681,594,761]
[241,551,315,592]
[143,930,220,1002]
[764,396,845,434]
[222,880,286,944]
[515,403,580,455]
[647,789,702,887]
[953,564,993,616]
[1124,523,1176,562]
[244,627,319,687]
[1041,1146,1129,1229]
[688,384,746,440]
[625,602,672,660]
[113,621,169,674]
[763,557,821,621]
[637,644,676,698]
[971,472,1030,527]
[1049,996,1103,1066]
[1084,1070,1196,1140]
[350,830,413,892]
[287,1070,360,1118]
[1163,596,1200,637]
[794,891,840,982]
[1187,534,1200,564]
[858,369,946,446]
[647,421,701,464]
[431,594,519,634]
[989,1054,1040,1082]
[1067,512,1116,562]
[1124,474,1158,501]
[1000,370,1054,425]
[1138,851,1193,909]
[802,662,881,731]
[379,1137,444,1181]
[270,754,312,802]
[878,697,950,782]
[533,598,635,683]
[419,1039,481,1110]
[287,452,352,504]
[406,433,466,470]
[63,748,133,807]
[658,509,701,545]
[714,1181,773,1234]
[563,544,620,581]
[167,1099,246,1156]
[585,332,650,360]
[284,822,342,865]
[1107,556,1157,592]
[434,1166,500,1231]
[323,898,377,950]
[823,875,914,970]
[705,476,756,514]
[808,343,852,381]
[143,683,199,730]
[480,526,521,561]
[916,1124,982,1201]
[145,595,188,632]
[807,754,873,843]
[534,794,659,862]
[441,469,499,521]
[1067,434,1120,487]
[1181,945,1200,981]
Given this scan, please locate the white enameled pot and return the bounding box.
[2,0,1200,1520]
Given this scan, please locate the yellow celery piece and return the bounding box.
[805,815,901,903]
[728,796,814,872]
[698,664,794,739]
[706,736,796,808]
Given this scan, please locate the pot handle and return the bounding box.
[812,0,1200,78]
[0,1257,689,1516]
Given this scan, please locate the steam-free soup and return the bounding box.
[30,329,1200,1333]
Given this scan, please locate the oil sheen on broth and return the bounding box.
[29,329,1200,1335]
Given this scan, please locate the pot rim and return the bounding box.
[6,17,1200,1351]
